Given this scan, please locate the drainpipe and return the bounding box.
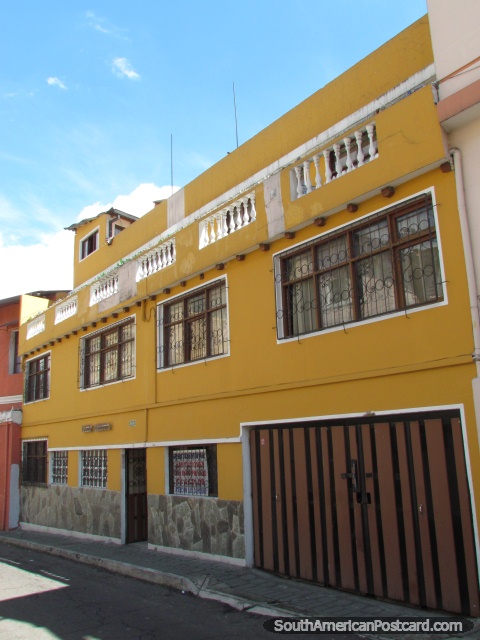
[449,147,480,376]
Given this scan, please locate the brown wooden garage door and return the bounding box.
[250,410,479,616]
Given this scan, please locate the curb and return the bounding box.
[0,536,298,619]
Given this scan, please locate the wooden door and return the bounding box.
[126,448,148,543]
[250,411,479,616]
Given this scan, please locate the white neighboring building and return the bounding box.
[428,0,480,433]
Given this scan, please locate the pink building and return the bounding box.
[0,295,22,530]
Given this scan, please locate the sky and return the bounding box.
[0,0,428,299]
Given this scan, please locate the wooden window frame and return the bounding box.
[25,353,51,403]
[158,279,228,369]
[277,193,443,339]
[82,319,135,389]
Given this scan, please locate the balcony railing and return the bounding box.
[90,272,119,306]
[291,123,378,200]
[26,315,45,340]
[136,238,176,282]
[54,297,78,324]
[199,193,256,249]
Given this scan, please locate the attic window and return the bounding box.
[108,219,127,238]
[81,230,99,260]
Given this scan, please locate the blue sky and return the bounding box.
[0,0,427,298]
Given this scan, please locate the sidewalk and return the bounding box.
[0,528,478,639]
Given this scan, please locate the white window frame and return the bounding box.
[80,227,100,261]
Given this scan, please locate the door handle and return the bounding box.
[341,459,359,492]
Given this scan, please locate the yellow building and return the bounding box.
[19,16,480,615]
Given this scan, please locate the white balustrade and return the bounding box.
[292,123,378,199]
[199,193,256,249]
[90,272,119,306]
[26,315,46,340]
[54,297,78,324]
[136,239,176,282]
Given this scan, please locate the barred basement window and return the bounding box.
[25,353,51,403]
[82,319,135,388]
[81,450,107,488]
[169,445,218,497]
[22,440,47,485]
[275,193,443,338]
[158,279,228,369]
[51,451,68,485]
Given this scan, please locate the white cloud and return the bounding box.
[85,12,126,38]
[77,183,179,221]
[112,57,140,80]
[0,183,179,301]
[47,77,67,90]
[0,230,74,299]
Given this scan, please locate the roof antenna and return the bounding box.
[233,82,239,149]
[170,133,174,195]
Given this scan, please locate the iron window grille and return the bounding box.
[81,450,107,489]
[275,193,443,339]
[22,440,48,485]
[169,445,218,497]
[158,279,228,369]
[25,353,51,403]
[51,451,68,485]
[81,319,135,388]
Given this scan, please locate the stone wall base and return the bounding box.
[20,484,121,539]
[148,494,245,560]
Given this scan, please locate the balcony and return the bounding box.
[90,272,119,306]
[54,297,78,324]
[291,123,378,200]
[26,315,46,340]
[136,238,176,282]
[199,193,256,249]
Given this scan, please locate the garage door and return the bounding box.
[250,411,479,616]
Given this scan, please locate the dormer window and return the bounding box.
[81,229,99,260]
[108,219,126,238]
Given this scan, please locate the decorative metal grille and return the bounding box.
[276,194,443,338]
[81,450,107,489]
[82,319,135,388]
[158,280,228,369]
[51,451,68,485]
[169,446,218,496]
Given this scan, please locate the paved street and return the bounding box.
[0,545,370,640]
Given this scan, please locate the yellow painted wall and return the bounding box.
[18,15,480,529]
[62,17,432,295]
[218,444,243,501]
[147,447,165,494]
[20,294,50,325]
[67,450,78,488]
[107,449,122,492]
